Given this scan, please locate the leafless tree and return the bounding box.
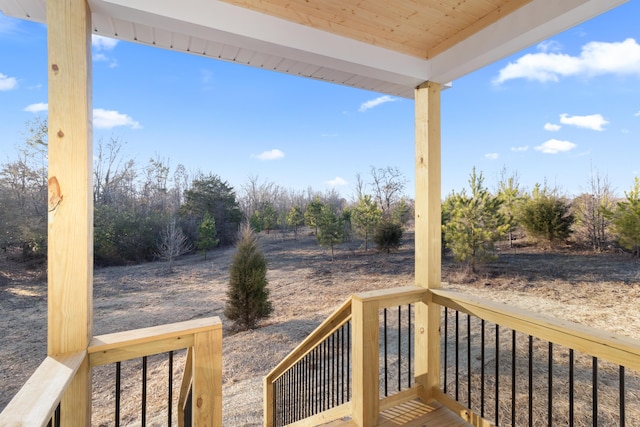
[573,168,615,252]
[369,166,408,219]
[155,216,192,272]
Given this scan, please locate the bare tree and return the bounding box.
[573,168,614,251]
[155,216,192,272]
[369,166,408,219]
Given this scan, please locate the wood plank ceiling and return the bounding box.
[222,0,531,59]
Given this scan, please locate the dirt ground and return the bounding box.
[1,229,640,425]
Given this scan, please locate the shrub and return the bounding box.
[224,225,272,331]
[374,221,403,253]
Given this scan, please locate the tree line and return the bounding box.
[443,166,640,273]
[0,120,412,265]
[3,120,638,269]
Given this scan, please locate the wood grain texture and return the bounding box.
[351,296,380,426]
[221,0,529,58]
[0,351,86,427]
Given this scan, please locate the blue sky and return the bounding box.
[1,2,639,200]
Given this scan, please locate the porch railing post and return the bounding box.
[352,296,379,426]
[192,325,223,426]
[414,81,442,401]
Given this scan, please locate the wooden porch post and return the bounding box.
[47,0,93,424]
[414,81,441,402]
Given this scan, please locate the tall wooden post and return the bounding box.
[47,0,93,424]
[414,81,441,402]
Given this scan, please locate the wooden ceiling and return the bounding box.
[222,0,531,59]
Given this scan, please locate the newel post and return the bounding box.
[47,0,93,424]
[192,324,223,426]
[414,81,442,401]
[351,296,379,426]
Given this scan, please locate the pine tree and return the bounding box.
[286,206,304,239]
[352,195,382,251]
[443,168,508,272]
[496,168,523,248]
[196,212,220,260]
[374,220,403,254]
[304,198,324,235]
[607,177,640,256]
[518,183,574,246]
[317,205,344,260]
[224,225,272,330]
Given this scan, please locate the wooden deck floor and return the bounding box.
[320,399,472,427]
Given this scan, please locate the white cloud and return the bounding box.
[93,108,141,130]
[534,139,577,154]
[92,35,119,50]
[485,153,499,160]
[537,40,563,53]
[494,38,640,84]
[635,111,640,117]
[327,177,348,187]
[254,149,285,161]
[544,123,561,131]
[24,102,48,113]
[359,95,397,112]
[560,113,609,131]
[511,145,529,152]
[0,72,17,91]
[0,14,20,34]
[92,35,119,67]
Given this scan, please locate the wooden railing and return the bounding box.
[430,289,640,426]
[266,286,640,426]
[0,317,222,426]
[264,286,428,427]
[0,351,86,427]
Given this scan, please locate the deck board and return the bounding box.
[320,399,472,426]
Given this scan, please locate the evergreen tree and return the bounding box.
[374,220,403,254]
[496,168,523,248]
[442,168,508,272]
[317,205,344,260]
[224,225,273,331]
[286,206,304,239]
[607,177,640,256]
[261,202,277,234]
[196,212,220,259]
[518,183,574,246]
[304,197,324,235]
[352,195,382,251]
[392,197,412,227]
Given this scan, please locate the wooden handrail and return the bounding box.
[431,288,640,372]
[88,317,221,366]
[0,350,86,427]
[265,297,353,383]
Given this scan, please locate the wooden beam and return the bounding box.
[414,81,441,401]
[47,0,93,424]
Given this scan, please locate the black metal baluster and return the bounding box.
[398,305,402,392]
[455,309,459,401]
[620,365,626,427]
[528,336,533,427]
[116,361,121,427]
[467,313,471,408]
[444,307,448,394]
[168,351,173,427]
[495,324,499,425]
[548,342,553,426]
[569,349,574,427]
[142,356,147,426]
[481,319,485,418]
[54,402,61,427]
[408,304,412,388]
[512,330,516,426]
[593,357,598,427]
[384,308,388,397]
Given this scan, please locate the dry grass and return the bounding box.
[1,230,640,426]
